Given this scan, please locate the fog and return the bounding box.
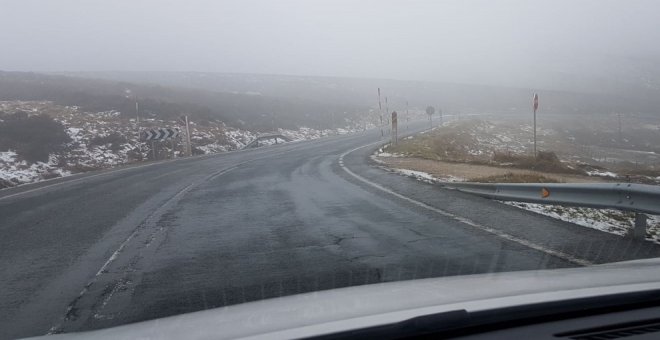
[2,0,660,90]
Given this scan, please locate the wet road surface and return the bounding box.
[2,124,659,339]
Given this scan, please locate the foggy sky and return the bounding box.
[2,0,659,88]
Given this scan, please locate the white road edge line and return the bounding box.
[338,142,593,267]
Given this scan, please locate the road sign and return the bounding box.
[141,128,180,141]
[533,93,539,113]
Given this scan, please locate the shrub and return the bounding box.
[0,112,71,162]
[491,150,580,174]
[89,132,128,152]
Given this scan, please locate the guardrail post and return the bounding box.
[632,213,648,240]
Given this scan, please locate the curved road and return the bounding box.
[1,124,659,339]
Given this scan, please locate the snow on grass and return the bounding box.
[586,170,618,178]
[374,147,405,158]
[1,100,365,189]
[393,168,436,183]
[0,151,70,188]
[388,167,465,183]
[504,201,660,243]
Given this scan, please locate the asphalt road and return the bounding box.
[2,123,660,339]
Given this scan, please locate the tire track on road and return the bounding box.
[47,144,316,334]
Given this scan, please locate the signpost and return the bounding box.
[141,128,180,141]
[141,128,181,160]
[378,88,383,138]
[385,96,389,135]
[533,93,539,157]
[391,111,398,146]
[425,106,435,129]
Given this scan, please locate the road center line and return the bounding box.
[338,142,593,267]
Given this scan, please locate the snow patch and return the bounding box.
[504,201,660,244]
[393,168,436,182]
[586,170,618,178]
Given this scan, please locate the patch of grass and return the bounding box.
[492,150,582,174]
[469,172,559,183]
[386,122,486,162]
[614,162,660,177]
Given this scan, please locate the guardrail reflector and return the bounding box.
[541,187,550,198]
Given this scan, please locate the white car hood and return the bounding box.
[28,259,660,340]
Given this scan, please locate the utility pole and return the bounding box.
[533,93,539,157]
[271,112,276,133]
[184,115,192,157]
[391,111,398,146]
[152,141,157,160]
[331,112,336,134]
[134,95,143,157]
[185,116,192,156]
[385,96,389,135]
[378,88,383,138]
[405,101,409,130]
[170,139,175,159]
[618,113,623,145]
[438,106,442,126]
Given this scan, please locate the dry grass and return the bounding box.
[492,150,582,174]
[377,157,604,183]
[389,128,580,175]
[469,172,559,183]
[387,121,489,162]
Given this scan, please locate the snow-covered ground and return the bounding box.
[0,151,70,188]
[0,101,362,189]
[585,169,618,178]
[376,157,660,243]
[391,168,464,183]
[504,202,660,244]
[371,149,466,183]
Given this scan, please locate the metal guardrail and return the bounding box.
[441,182,660,239]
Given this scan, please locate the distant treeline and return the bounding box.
[0,71,365,131]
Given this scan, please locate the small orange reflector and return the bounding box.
[541,187,550,198]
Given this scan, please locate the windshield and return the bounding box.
[1,1,659,339]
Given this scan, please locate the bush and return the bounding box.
[492,150,581,174]
[0,112,71,162]
[89,132,127,152]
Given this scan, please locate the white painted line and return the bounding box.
[338,143,593,267]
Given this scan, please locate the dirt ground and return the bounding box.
[377,156,607,183]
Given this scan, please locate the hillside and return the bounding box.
[0,71,367,131]
[62,71,660,118]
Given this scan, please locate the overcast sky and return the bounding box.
[2,0,659,88]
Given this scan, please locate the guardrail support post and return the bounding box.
[632,213,648,240]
